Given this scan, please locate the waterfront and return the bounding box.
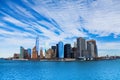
[0,59,120,80]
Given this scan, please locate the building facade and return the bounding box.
[32,46,38,59]
[87,40,98,58]
[77,37,86,58]
[58,41,64,58]
[19,46,24,59]
[64,44,71,58]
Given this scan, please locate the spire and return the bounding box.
[35,35,39,53]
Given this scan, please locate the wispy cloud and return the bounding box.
[0,0,120,57]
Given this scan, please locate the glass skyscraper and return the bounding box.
[35,36,39,54]
[64,44,71,58]
[19,46,24,59]
[58,41,64,58]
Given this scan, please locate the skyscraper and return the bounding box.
[32,46,38,59]
[56,44,59,58]
[19,46,24,59]
[77,37,86,58]
[31,36,39,59]
[35,36,39,55]
[40,47,44,59]
[87,40,98,58]
[51,46,57,58]
[27,48,31,59]
[58,41,64,58]
[64,44,71,58]
[51,46,56,53]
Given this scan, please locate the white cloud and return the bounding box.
[0,0,120,57]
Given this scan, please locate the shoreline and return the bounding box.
[2,58,119,62]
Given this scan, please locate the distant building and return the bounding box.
[64,44,71,58]
[13,53,19,59]
[45,48,54,59]
[32,46,38,59]
[31,36,39,59]
[77,37,86,58]
[74,42,77,48]
[27,48,31,59]
[19,46,31,59]
[56,44,59,58]
[51,46,57,58]
[58,41,64,58]
[87,40,98,58]
[71,47,77,58]
[24,49,29,59]
[19,46,24,59]
[35,36,39,55]
[40,47,44,59]
[51,46,56,53]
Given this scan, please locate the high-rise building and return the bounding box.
[77,37,86,58]
[71,47,77,58]
[56,44,59,58]
[45,48,54,59]
[32,36,39,59]
[24,49,29,59]
[35,36,39,55]
[87,40,98,58]
[51,46,57,58]
[40,47,44,59]
[64,44,71,58]
[74,42,77,48]
[58,41,64,58]
[19,46,24,59]
[51,46,56,53]
[32,46,38,59]
[27,48,31,59]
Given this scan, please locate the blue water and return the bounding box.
[0,60,120,80]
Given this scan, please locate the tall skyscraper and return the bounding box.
[56,44,59,58]
[35,36,39,55]
[64,44,71,58]
[77,37,86,58]
[87,40,98,58]
[19,46,24,59]
[32,46,38,59]
[27,48,31,59]
[87,41,95,59]
[58,41,64,58]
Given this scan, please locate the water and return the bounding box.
[0,60,120,80]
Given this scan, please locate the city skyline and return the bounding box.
[0,0,120,58]
[13,37,98,60]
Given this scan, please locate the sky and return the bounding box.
[0,0,120,58]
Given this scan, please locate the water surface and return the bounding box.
[0,60,120,80]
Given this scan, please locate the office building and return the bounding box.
[87,40,98,58]
[40,47,44,59]
[64,44,71,58]
[71,47,77,58]
[32,46,38,59]
[35,36,39,55]
[45,48,54,59]
[56,44,59,58]
[19,46,24,59]
[58,41,64,58]
[77,37,86,58]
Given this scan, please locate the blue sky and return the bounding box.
[0,0,120,58]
